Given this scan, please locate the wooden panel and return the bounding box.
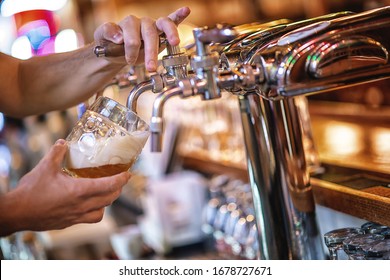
[312,177,390,226]
[181,153,248,182]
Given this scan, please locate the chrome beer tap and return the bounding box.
[94,36,190,113]
[149,24,242,152]
[126,38,190,113]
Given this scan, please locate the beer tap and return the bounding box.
[149,24,243,152]
[94,36,190,113]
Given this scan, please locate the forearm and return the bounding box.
[0,191,25,237]
[17,43,126,117]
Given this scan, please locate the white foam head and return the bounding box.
[66,130,149,169]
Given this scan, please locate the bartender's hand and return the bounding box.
[0,139,130,236]
[93,6,191,72]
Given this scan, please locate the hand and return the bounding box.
[94,6,191,72]
[4,139,131,234]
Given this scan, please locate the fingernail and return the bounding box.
[169,36,180,46]
[55,139,66,145]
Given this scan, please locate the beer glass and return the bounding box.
[63,96,150,178]
[323,227,364,260]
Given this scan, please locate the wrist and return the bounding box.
[0,190,25,237]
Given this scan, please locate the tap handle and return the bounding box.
[194,23,238,45]
[94,35,167,57]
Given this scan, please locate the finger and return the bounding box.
[156,7,191,46]
[43,139,68,167]
[77,186,122,213]
[156,17,180,46]
[119,15,142,65]
[75,208,105,224]
[141,17,159,72]
[94,22,124,44]
[168,6,191,25]
[77,171,131,196]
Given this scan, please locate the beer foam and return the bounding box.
[65,131,149,169]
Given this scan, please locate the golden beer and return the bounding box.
[65,161,135,178]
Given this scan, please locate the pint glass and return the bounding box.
[63,96,150,178]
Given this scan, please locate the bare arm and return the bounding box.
[0,6,190,118]
[0,46,123,118]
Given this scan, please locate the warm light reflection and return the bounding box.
[324,121,364,156]
[11,36,32,59]
[371,127,390,162]
[0,0,68,17]
[55,29,78,53]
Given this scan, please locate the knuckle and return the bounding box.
[157,16,169,23]
[156,16,174,28]
[126,55,138,65]
[141,16,154,24]
[125,38,141,48]
[101,22,116,34]
[121,15,137,25]
[69,182,87,199]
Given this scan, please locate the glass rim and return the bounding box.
[89,96,149,132]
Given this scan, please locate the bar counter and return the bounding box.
[179,100,390,226]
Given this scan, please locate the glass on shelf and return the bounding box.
[361,221,390,235]
[323,227,365,260]
[342,233,385,260]
[362,239,390,260]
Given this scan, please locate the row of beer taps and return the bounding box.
[95,6,390,259]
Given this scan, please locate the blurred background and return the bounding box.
[1,0,390,260]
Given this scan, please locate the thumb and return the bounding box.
[94,22,123,44]
[46,139,68,166]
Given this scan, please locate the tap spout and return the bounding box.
[126,73,174,113]
[126,80,153,113]
[150,86,183,152]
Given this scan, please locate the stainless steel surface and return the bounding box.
[126,80,153,113]
[191,25,239,100]
[126,6,390,259]
[150,86,183,152]
[125,42,191,114]
[253,7,390,98]
[238,93,324,259]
